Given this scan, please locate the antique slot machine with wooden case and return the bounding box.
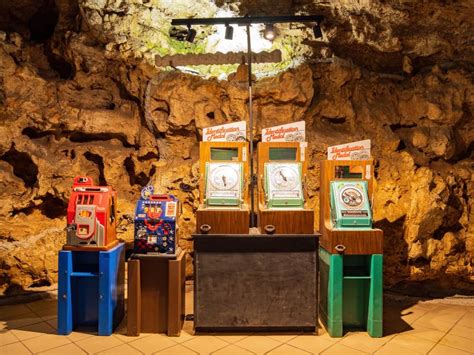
[196,141,250,234]
[257,141,314,234]
[319,142,383,338]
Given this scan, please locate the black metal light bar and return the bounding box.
[171,15,323,26]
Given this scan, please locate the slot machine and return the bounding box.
[65,176,118,250]
[330,180,372,228]
[257,142,314,234]
[319,158,383,338]
[133,186,179,254]
[196,141,250,234]
[319,160,382,253]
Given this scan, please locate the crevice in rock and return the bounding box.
[206,112,215,119]
[38,193,68,219]
[11,193,67,218]
[389,123,417,131]
[321,116,346,124]
[44,45,74,79]
[0,146,39,188]
[137,152,159,162]
[29,279,51,288]
[432,222,463,240]
[22,126,137,149]
[395,139,406,152]
[124,157,149,187]
[83,152,106,185]
[22,127,53,139]
[28,0,59,42]
[410,257,430,268]
[69,131,135,148]
[448,141,474,163]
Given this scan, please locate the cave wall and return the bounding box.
[0,0,473,295]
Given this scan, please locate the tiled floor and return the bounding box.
[0,287,472,354]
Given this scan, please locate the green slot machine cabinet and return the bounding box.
[196,142,250,234]
[257,142,314,234]
[319,159,383,338]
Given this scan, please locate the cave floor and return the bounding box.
[0,283,473,355]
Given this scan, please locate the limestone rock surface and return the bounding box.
[0,0,473,295]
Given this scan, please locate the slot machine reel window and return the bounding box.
[210,147,239,161]
[268,147,297,161]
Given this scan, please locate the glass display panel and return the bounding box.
[210,148,239,161]
[335,165,363,179]
[269,147,297,161]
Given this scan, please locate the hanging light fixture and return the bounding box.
[313,23,323,39]
[264,23,275,40]
[186,25,197,43]
[225,24,234,40]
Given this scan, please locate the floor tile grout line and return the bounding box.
[167,342,199,355]
[337,335,393,354]
[72,337,92,354]
[263,341,289,354]
[18,337,38,354]
[207,342,253,355]
[321,342,369,354]
[4,322,23,345]
[181,339,226,355]
[232,341,257,355]
[127,336,177,354]
[272,341,314,354]
[24,336,76,354]
[214,334,252,346]
[100,341,145,355]
[426,310,470,354]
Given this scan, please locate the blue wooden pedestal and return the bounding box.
[57,243,125,336]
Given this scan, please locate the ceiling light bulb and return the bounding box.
[264,23,275,40]
[225,24,234,40]
[186,25,197,43]
[313,24,323,39]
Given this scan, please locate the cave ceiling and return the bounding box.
[1,0,472,77]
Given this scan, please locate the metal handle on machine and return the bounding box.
[335,244,346,254]
[200,224,211,234]
[264,224,275,235]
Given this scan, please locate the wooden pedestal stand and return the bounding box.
[196,141,250,234]
[127,249,187,337]
[257,142,314,234]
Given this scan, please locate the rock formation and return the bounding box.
[0,0,472,295]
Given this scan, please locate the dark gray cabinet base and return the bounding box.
[193,234,319,332]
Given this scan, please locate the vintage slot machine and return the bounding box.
[65,176,118,250]
[320,160,382,253]
[319,143,383,337]
[133,186,179,254]
[196,122,250,234]
[257,141,314,234]
[330,180,372,229]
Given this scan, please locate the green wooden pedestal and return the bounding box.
[319,247,383,337]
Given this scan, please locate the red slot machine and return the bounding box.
[64,176,118,250]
